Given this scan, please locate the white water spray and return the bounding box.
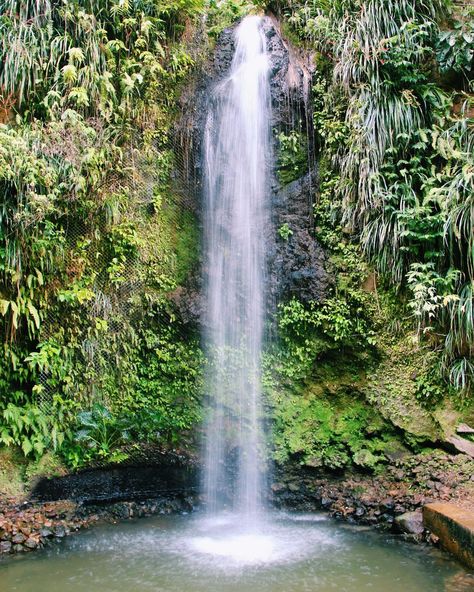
[203,15,271,518]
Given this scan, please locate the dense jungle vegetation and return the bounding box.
[0,0,473,488]
[265,0,474,469]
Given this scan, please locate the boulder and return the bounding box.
[0,540,12,553]
[447,435,474,458]
[25,537,39,549]
[457,423,474,434]
[394,511,424,535]
[11,533,26,545]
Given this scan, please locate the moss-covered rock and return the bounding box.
[365,335,441,442]
[269,352,405,470]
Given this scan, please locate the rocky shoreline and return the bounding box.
[1,449,473,557]
[0,494,198,556]
[272,450,474,542]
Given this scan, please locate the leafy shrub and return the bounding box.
[280,0,474,395]
[59,404,130,469]
[206,0,251,39]
[276,129,308,185]
[132,326,204,442]
[278,223,293,241]
[437,10,474,81]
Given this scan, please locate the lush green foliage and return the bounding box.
[1,0,472,479]
[437,7,474,82]
[260,0,473,470]
[206,0,252,39]
[0,0,203,121]
[271,387,396,470]
[0,0,205,467]
[276,0,474,394]
[276,129,308,184]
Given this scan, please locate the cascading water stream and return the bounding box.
[202,15,271,519]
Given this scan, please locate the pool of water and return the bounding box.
[1,512,473,592]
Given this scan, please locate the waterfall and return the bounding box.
[203,15,271,518]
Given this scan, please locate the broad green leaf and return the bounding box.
[21,439,33,456]
[0,299,10,316]
[27,301,40,329]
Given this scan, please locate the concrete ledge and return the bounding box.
[423,503,474,569]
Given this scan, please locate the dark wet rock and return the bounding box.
[168,280,203,326]
[0,541,12,553]
[175,16,330,326]
[31,452,198,505]
[12,533,26,544]
[54,525,66,538]
[40,527,53,538]
[261,17,313,131]
[25,537,39,549]
[381,513,394,524]
[321,497,333,508]
[382,498,395,511]
[395,512,425,535]
[269,172,330,304]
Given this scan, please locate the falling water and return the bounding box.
[203,15,271,518]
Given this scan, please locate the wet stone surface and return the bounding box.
[271,450,474,543]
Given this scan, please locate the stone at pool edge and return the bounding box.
[423,503,474,569]
[394,511,424,537]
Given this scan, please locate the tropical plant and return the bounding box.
[0,0,206,469]
[69,404,131,466]
[276,129,308,185]
[437,8,474,83]
[281,0,473,393]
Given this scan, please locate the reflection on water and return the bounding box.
[0,512,472,592]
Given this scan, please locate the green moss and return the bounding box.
[275,129,308,186]
[138,192,199,292]
[23,452,67,488]
[365,335,443,442]
[268,350,402,470]
[0,448,66,497]
[0,448,25,498]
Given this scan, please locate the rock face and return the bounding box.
[30,453,198,504]
[175,16,329,324]
[269,171,329,304]
[271,450,474,532]
[447,435,474,458]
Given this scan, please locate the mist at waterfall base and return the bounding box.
[2,513,471,592]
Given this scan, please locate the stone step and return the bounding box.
[423,503,474,569]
